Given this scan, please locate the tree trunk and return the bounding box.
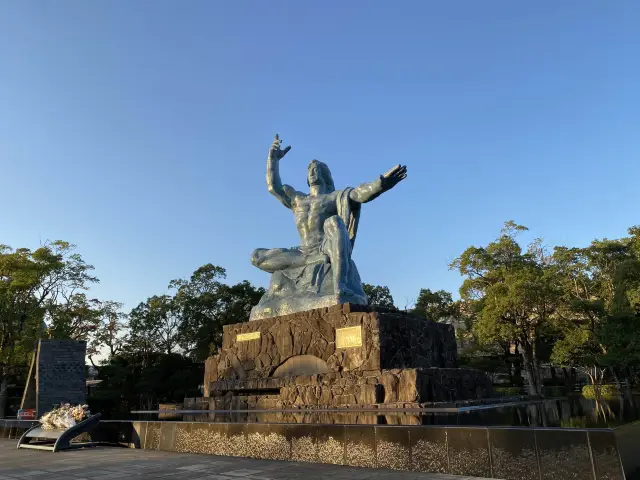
[512,359,523,386]
[523,357,542,396]
[587,367,609,420]
[521,343,542,396]
[0,368,8,419]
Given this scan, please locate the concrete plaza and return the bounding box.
[0,439,493,480]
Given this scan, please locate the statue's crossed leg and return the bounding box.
[250,215,352,296]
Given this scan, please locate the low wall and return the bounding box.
[614,420,640,479]
[93,420,626,480]
[1,418,631,479]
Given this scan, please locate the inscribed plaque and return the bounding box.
[236,331,260,342]
[336,326,362,348]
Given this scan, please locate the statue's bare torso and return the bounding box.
[290,191,338,250]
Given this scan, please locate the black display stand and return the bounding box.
[17,413,102,452]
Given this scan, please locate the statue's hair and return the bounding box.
[307,160,335,193]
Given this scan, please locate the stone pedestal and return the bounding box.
[204,304,491,409]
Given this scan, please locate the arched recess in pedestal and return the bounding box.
[272,355,332,378]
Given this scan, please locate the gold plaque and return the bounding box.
[336,326,362,348]
[236,331,260,342]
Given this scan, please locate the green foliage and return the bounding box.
[458,342,518,384]
[47,293,102,341]
[170,264,265,361]
[88,352,203,417]
[88,300,128,361]
[0,240,100,417]
[561,417,587,428]
[362,284,396,310]
[412,289,458,321]
[453,222,640,396]
[582,384,619,399]
[8,222,640,417]
[494,386,523,396]
[450,221,559,396]
[128,295,181,357]
[550,227,640,389]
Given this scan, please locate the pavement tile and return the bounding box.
[220,470,265,477]
[176,464,211,471]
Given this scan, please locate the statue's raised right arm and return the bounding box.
[266,135,297,209]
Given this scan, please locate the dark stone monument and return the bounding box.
[203,304,492,409]
[21,339,87,416]
[201,136,490,409]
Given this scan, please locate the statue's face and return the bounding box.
[308,162,322,186]
[307,160,335,193]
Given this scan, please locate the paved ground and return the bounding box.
[0,440,494,480]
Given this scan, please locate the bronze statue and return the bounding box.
[250,135,407,320]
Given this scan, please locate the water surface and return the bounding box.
[123,394,640,428]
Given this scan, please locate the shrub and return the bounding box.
[582,384,619,399]
[561,417,587,428]
[494,386,523,396]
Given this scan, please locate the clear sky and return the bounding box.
[1,1,639,311]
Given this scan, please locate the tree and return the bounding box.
[47,293,101,341]
[362,284,396,310]
[128,295,181,359]
[0,241,98,417]
[89,351,202,416]
[171,264,264,361]
[551,228,640,399]
[451,221,560,396]
[87,301,128,366]
[413,289,459,321]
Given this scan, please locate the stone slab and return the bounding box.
[19,339,86,416]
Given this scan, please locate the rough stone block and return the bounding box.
[206,304,457,382]
[201,304,492,409]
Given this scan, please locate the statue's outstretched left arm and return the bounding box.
[349,164,407,204]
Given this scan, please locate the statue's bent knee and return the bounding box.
[250,249,265,267]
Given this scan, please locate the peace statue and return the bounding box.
[249,135,407,320]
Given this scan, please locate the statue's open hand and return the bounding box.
[269,134,291,161]
[381,164,407,190]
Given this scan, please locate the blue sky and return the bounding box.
[1,1,639,311]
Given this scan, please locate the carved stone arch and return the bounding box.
[272,355,331,378]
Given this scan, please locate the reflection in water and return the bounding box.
[123,394,640,428]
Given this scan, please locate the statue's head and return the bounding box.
[307,160,335,193]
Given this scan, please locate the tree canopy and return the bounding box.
[362,283,396,310]
[3,221,640,416]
